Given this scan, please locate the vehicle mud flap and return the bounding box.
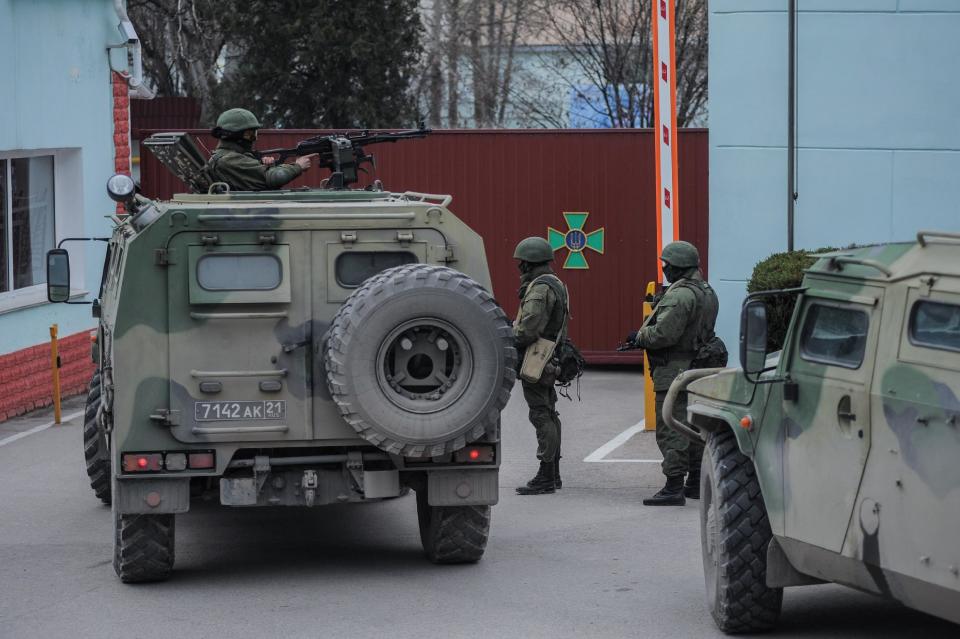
[427,469,499,506]
[115,478,190,514]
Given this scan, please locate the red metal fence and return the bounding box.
[138,129,709,364]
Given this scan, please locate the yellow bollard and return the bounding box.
[642,282,657,431]
[50,324,62,424]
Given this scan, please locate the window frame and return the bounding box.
[334,250,418,289]
[907,299,960,354]
[798,302,870,370]
[0,148,88,314]
[187,244,291,305]
[196,253,283,292]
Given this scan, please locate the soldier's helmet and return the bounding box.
[660,240,700,268]
[215,108,263,133]
[513,237,555,263]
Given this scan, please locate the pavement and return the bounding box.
[0,370,956,638]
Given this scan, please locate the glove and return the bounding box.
[625,330,639,346]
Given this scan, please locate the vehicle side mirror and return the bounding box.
[740,299,769,376]
[46,249,71,303]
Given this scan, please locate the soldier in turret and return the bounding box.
[626,241,719,506]
[513,237,569,495]
[205,108,316,191]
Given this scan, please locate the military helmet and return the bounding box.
[215,108,262,132]
[513,237,554,263]
[660,240,700,268]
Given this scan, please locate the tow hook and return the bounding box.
[302,470,318,507]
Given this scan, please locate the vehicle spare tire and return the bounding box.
[325,264,516,457]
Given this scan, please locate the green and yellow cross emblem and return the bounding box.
[548,212,605,269]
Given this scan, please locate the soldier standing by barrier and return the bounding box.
[513,237,570,496]
[625,241,719,506]
[205,108,316,191]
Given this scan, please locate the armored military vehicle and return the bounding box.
[662,234,960,632]
[47,132,516,583]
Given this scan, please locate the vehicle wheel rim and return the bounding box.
[376,318,474,415]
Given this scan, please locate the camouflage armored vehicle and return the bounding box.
[47,132,516,582]
[662,234,960,632]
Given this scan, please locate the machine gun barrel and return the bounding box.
[261,128,431,165]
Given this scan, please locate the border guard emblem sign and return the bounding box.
[548,212,605,269]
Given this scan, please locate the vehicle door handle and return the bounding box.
[282,339,310,353]
[837,395,856,422]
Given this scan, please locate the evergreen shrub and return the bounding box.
[746,246,839,351]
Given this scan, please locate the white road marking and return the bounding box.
[0,410,84,448]
[583,420,663,463]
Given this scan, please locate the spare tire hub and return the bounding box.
[377,318,473,414]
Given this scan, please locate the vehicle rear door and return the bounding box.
[166,230,312,443]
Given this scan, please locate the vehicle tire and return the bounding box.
[325,264,516,458]
[113,509,175,583]
[701,428,783,633]
[416,489,490,564]
[83,370,111,505]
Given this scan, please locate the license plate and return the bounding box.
[194,400,286,422]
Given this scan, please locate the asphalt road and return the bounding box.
[1,370,956,638]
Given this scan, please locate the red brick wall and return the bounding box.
[0,331,96,422]
[113,72,131,214]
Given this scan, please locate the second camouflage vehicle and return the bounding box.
[48,130,516,582]
[664,234,960,632]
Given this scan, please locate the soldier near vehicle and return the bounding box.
[513,237,570,496]
[625,240,719,506]
[206,108,317,191]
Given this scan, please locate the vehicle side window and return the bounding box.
[197,254,282,291]
[909,300,960,353]
[336,251,417,288]
[799,304,869,369]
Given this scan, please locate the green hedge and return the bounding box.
[746,246,839,351]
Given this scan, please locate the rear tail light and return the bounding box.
[121,452,214,472]
[188,452,215,469]
[122,453,162,472]
[454,445,494,463]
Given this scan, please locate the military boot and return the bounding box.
[684,471,700,500]
[517,462,556,495]
[642,475,686,506]
[524,461,551,489]
[554,454,562,489]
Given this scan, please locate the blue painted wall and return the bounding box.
[709,0,960,351]
[0,0,120,352]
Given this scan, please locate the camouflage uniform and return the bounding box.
[515,262,567,464]
[639,271,719,475]
[205,107,303,192]
[206,140,303,192]
[633,241,718,504]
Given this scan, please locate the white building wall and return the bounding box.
[709,0,960,351]
[0,0,121,351]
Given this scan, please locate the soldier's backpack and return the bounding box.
[676,279,729,369]
[531,274,584,398]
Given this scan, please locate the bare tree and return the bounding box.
[416,0,528,127]
[515,0,707,128]
[128,0,229,124]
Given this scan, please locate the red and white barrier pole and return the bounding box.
[652,0,680,282]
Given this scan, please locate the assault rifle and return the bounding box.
[260,126,431,189]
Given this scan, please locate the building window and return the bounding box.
[0,156,56,293]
